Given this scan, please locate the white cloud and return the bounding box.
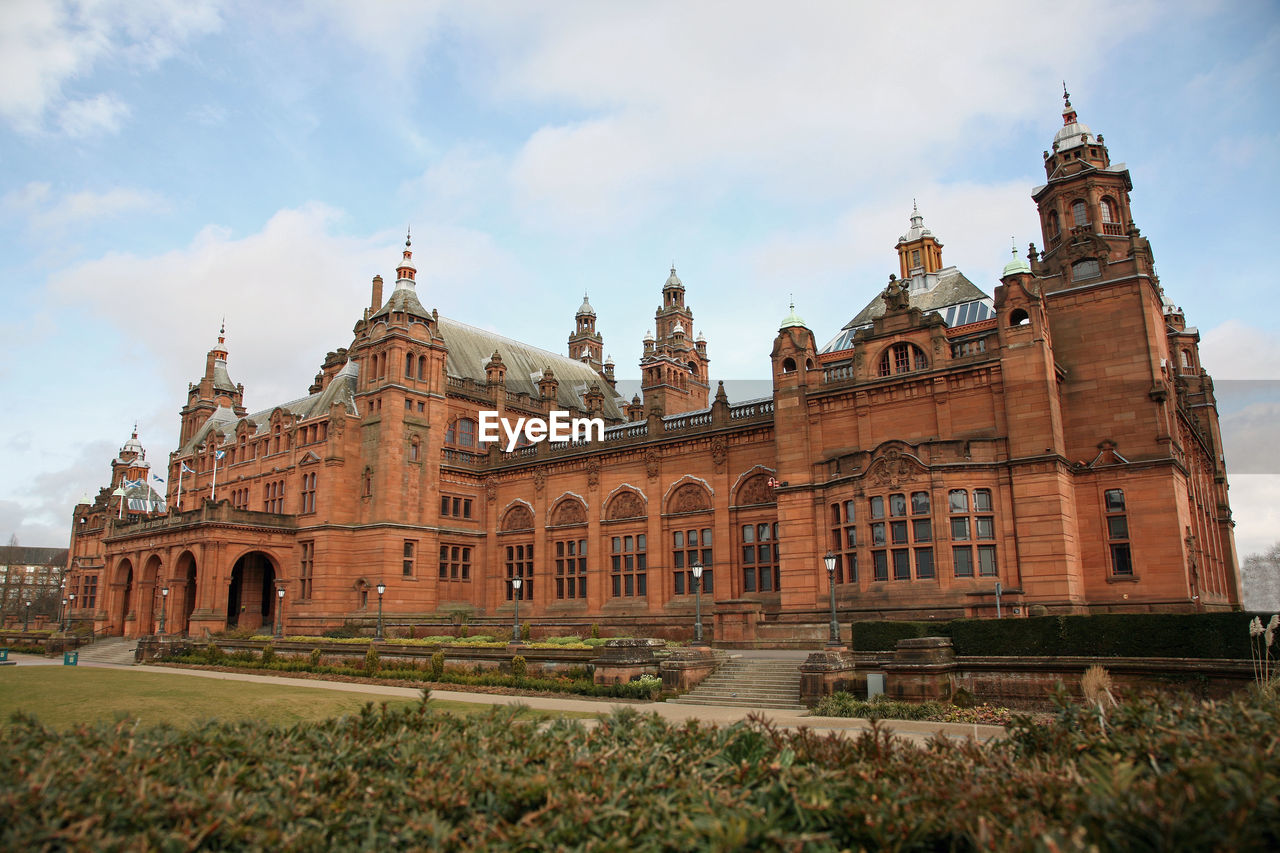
[45,204,527,414]
[1229,475,1280,565]
[0,0,221,134]
[1200,319,1280,380]
[57,92,130,137]
[2,181,167,231]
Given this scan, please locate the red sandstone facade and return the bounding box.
[65,98,1240,643]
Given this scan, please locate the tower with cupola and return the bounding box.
[639,265,711,416]
[179,325,247,448]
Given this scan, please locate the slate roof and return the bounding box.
[436,316,625,420]
[821,267,994,353]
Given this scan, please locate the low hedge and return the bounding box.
[852,612,1261,658]
[2,689,1276,849]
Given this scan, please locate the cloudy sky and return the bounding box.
[1,0,1277,561]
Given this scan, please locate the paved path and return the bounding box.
[4,653,1005,745]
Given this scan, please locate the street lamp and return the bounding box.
[67,593,76,633]
[275,587,285,638]
[24,600,30,632]
[159,586,169,635]
[510,577,523,643]
[60,597,68,632]
[375,582,386,640]
[824,552,839,646]
[691,561,705,645]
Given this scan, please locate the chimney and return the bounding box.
[371,275,384,312]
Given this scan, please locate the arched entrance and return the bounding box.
[141,555,163,635]
[112,559,134,637]
[175,550,198,637]
[227,551,278,632]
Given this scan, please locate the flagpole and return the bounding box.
[177,464,184,511]
[211,452,218,504]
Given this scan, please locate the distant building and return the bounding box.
[65,95,1239,642]
[1,546,70,626]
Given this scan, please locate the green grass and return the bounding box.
[0,667,595,730]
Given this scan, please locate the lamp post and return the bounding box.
[691,561,704,645]
[375,582,386,640]
[67,593,76,633]
[159,586,169,635]
[24,600,30,632]
[60,597,67,632]
[824,552,839,646]
[274,587,285,638]
[511,577,523,643]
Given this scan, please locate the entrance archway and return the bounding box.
[227,552,278,632]
[175,550,198,636]
[112,559,134,637]
[141,555,163,634]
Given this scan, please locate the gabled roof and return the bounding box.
[437,316,624,420]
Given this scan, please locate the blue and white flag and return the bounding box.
[181,462,194,474]
[215,449,226,460]
[153,474,165,484]
[123,478,141,490]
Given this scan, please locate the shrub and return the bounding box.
[520,622,532,642]
[849,620,937,652]
[364,646,380,673]
[430,651,445,679]
[322,622,364,639]
[309,648,323,667]
[204,643,223,663]
[511,655,528,678]
[590,623,601,639]
[260,644,275,664]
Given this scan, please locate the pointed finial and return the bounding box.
[405,227,411,248]
[1011,237,1018,257]
[1062,80,1070,106]
[913,198,918,214]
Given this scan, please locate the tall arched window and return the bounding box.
[417,355,427,378]
[1071,199,1089,227]
[1046,210,1060,237]
[405,352,415,378]
[1100,197,1118,224]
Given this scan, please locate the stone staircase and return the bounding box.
[669,657,806,711]
[74,636,137,666]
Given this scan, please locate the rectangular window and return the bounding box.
[892,549,911,580]
[869,496,885,519]
[299,541,313,599]
[1110,543,1133,576]
[978,544,998,577]
[953,546,974,577]
[438,545,449,579]
[890,520,909,545]
[973,489,993,512]
[912,518,932,542]
[300,472,316,514]
[402,540,416,577]
[871,522,886,546]
[555,538,587,600]
[872,550,889,582]
[673,528,713,595]
[610,534,647,597]
[82,575,98,610]
[949,490,969,513]
[506,544,533,599]
[889,493,907,517]
[914,548,934,579]
[975,516,995,540]
[1104,489,1126,513]
[1105,488,1132,576]
[740,523,779,592]
[911,491,930,515]
[950,517,970,541]
[439,496,475,519]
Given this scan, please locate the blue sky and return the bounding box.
[1,0,1277,563]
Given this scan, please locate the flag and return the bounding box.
[215,450,226,460]
[152,474,165,484]
[181,462,194,474]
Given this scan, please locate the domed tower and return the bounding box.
[567,293,605,373]
[179,324,246,448]
[640,265,711,415]
[1032,86,1153,289]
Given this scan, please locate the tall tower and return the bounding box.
[639,265,710,415]
[895,201,944,279]
[1032,86,1154,288]
[179,324,246,448]
[567,294,604,371]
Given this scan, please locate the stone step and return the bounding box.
[74,637,137,665]
[669,697,808,711]
[674,657,803,710]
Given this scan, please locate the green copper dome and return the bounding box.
[780,302,806,329]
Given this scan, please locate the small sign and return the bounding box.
[63,651,78,666]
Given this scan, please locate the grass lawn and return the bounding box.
[0,666,594,730]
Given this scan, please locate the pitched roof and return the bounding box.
[436,316,624,419]
[0,546,69,567]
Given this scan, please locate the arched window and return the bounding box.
[418,355,427,378]
[409,436,420,462]
[781,357,796,373]
[405,352,415,378]
[877,343,928,377]
[1010,309,1030,326]
[1047,210,1060,237]
[1071,199,1089,227]
[1100,197,1118,224]
[1072,259,1101,281]
[1180,349,1192,369]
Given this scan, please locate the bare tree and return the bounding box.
[1241,541,1280,612]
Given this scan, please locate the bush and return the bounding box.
[5,692,1275,849]
[520,622,532,642]
[364,646,380,673]
[511,655,528,678]
[260,644,275,664]
[309,648,323,667]
[590,623,600,639]
[430,651,444,679]
[849,620,938,651]
[322,622,364,639]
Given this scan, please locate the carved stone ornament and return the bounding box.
[670,483,710,514]
[711,437,727,473]
[586,457,601,488]
[882,276,911,312]
[645,448,660,479]
[484,476,497,503]
[869,448,922,489]
[552,499,587,526]
[532,469,546,492]
[501,504,534,531]
[737,474,776,506]
[607,491,645,520]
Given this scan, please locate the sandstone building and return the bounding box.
[65,97,1240,642]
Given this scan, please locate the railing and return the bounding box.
[951,338,988,358]
[822,363,854,383]
[1102,222,1124,236]
[441,448,485,466]
[728,399,774,419]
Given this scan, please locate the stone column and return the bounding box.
[799,648,858,706]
